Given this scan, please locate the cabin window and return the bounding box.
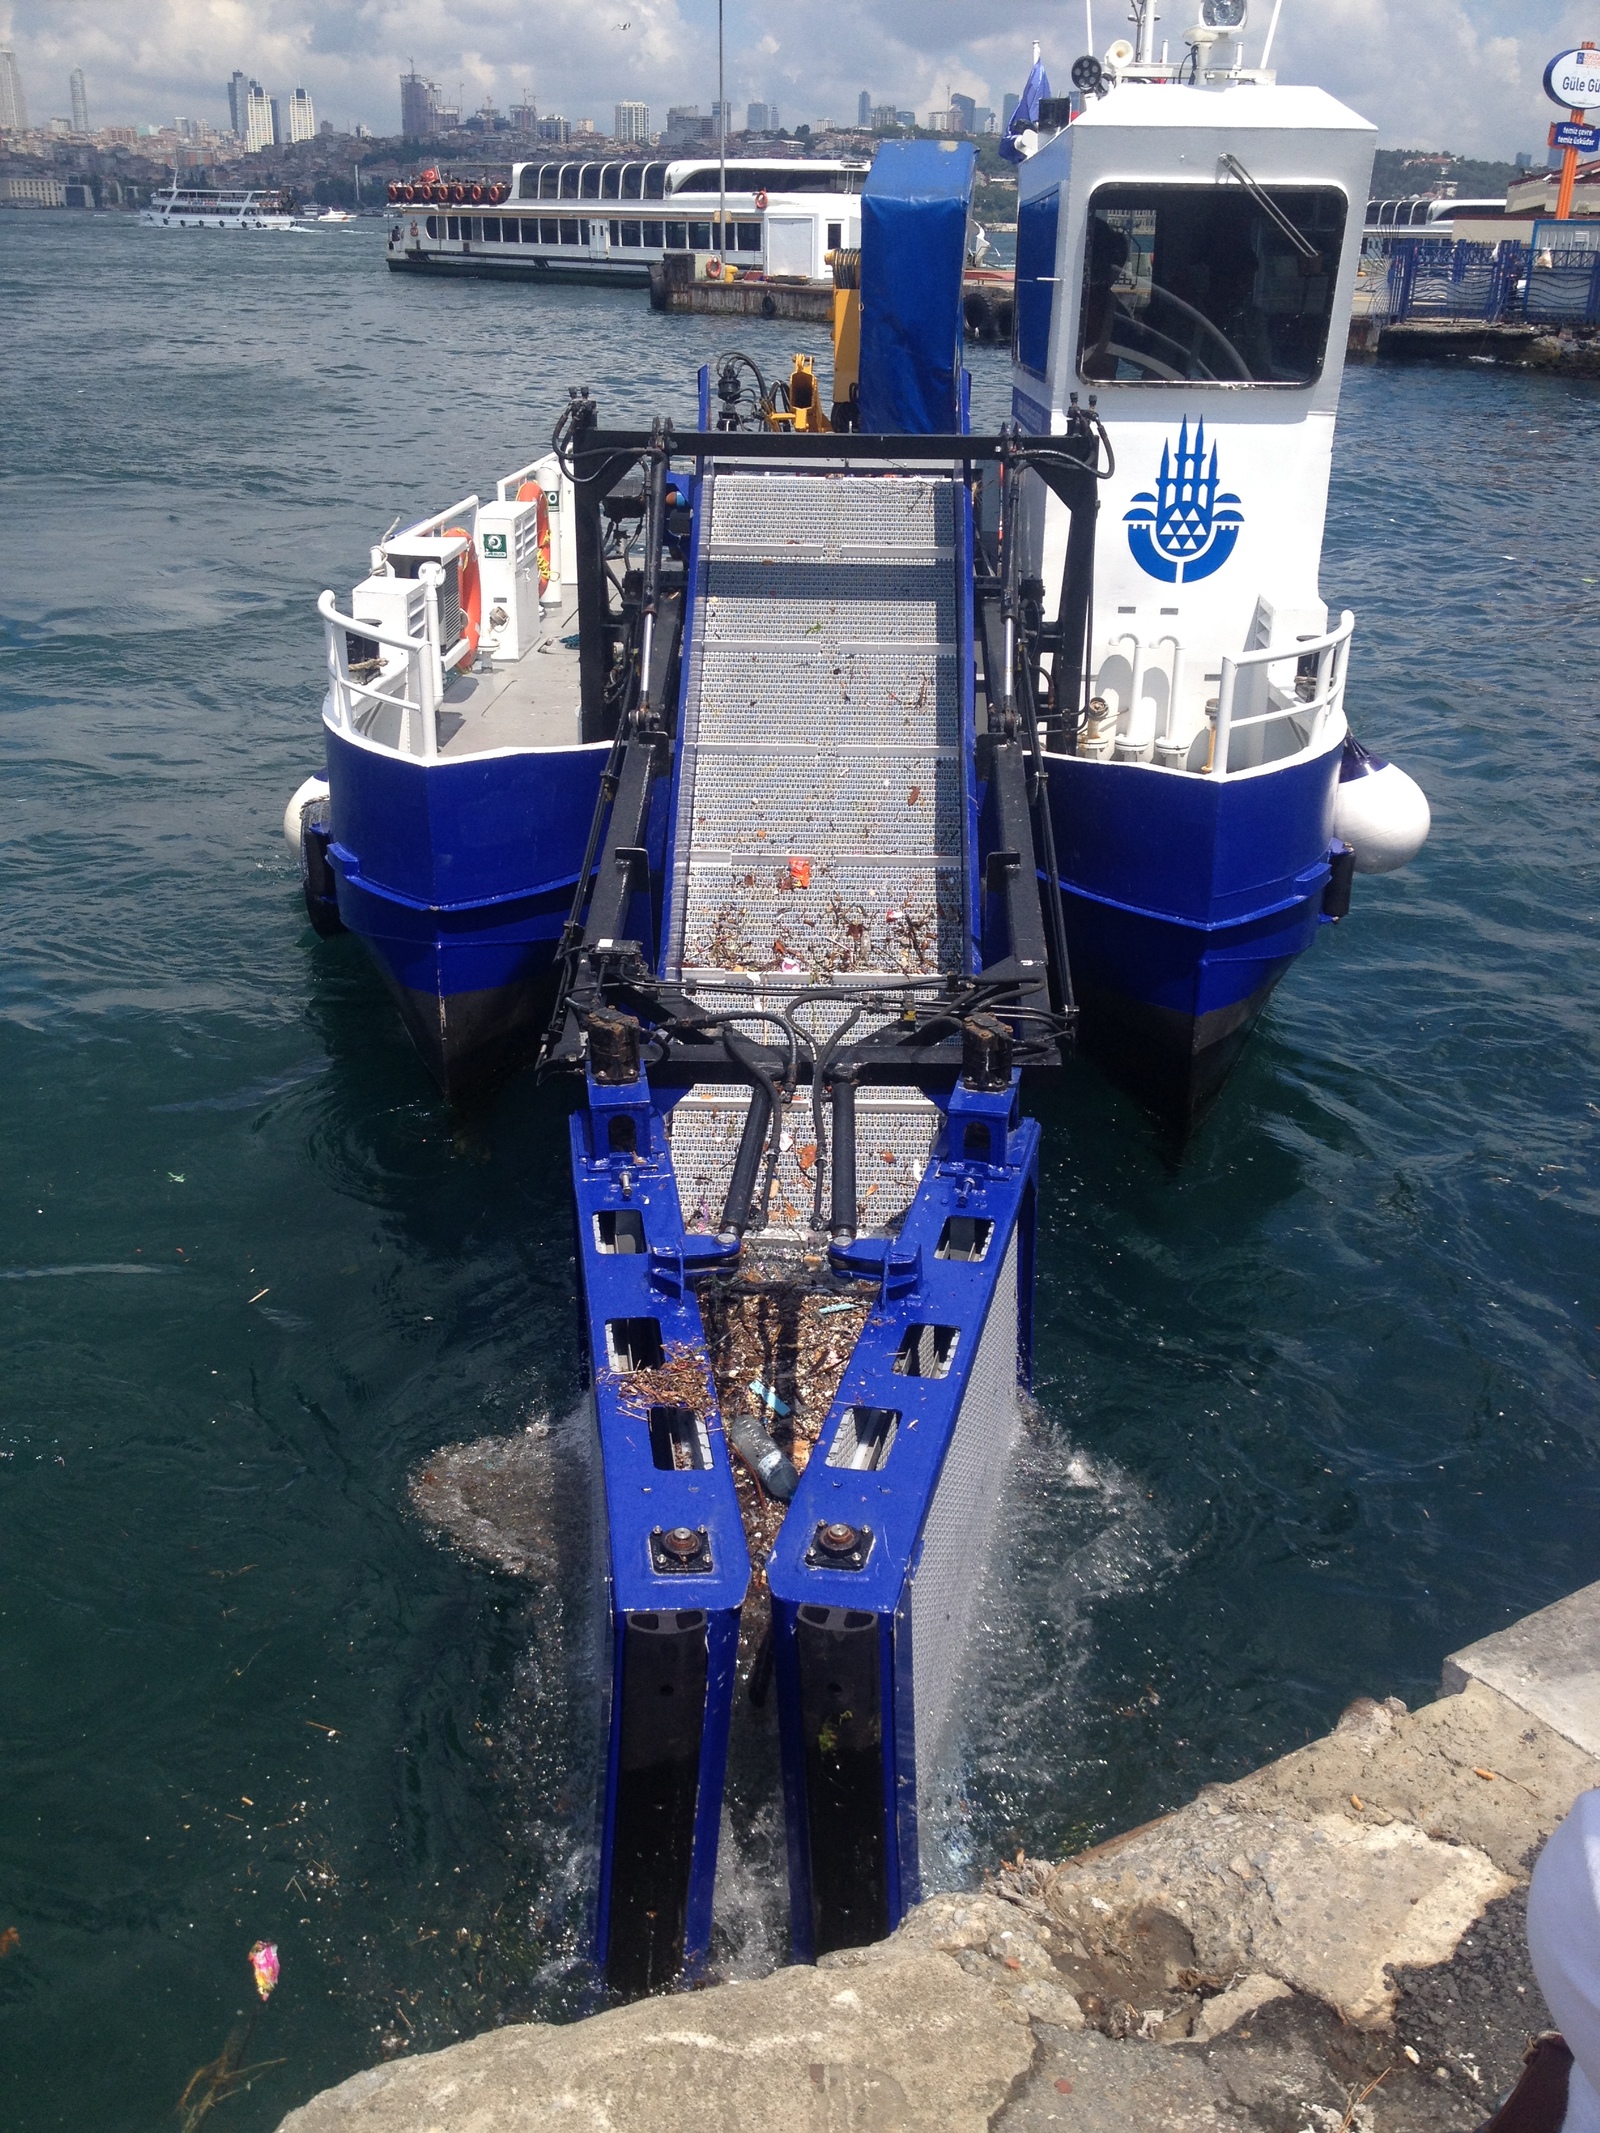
[620,219,642,246]
[1077,183,1347,386]
[827,220,842,249]
[644,162,667,199]
[519,167,538,199]
[482,216,501,242]
[447,214,460,239]
[560,165,580,198]
[601,164,621,199]
[580,164,601,198]
[540,167,560,199]
[426,215,439,238]
[688,219,712,250]
[1013,186,1060,379]
[736,221,762,251]
[665,220,688,248]
[559,218,580,244]
[643,220,664,247]
[540,216,560,243]
[621,163,643,199]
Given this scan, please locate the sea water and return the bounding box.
[3,213,1598,2130]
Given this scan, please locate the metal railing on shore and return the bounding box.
[1357,233,1600,329]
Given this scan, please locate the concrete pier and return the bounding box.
[277,1583,1600,2133]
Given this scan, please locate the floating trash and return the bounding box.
[248,1941,279,2001]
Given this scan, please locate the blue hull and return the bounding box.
[323,727,609,1093]
[1044,734,1343,1122]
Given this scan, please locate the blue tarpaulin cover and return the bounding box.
[858,139,977,435]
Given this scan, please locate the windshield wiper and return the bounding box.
[1220,152,1322,263]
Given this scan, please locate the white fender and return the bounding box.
[1332,746,1430,875]
[283,774,329,859]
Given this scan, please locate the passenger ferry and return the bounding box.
[385,154,867,285]
[140,185,295,230]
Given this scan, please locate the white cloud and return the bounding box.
[0,0,1587,153]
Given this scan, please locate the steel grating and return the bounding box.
[701,565,957,645]
[707,472,956,555]
[681,863,965,980]
[680,748,964,862]
[670,465,968,988]
[691,647,960,749]
[668,1082,939,1239]
[908,1225,1020,1810]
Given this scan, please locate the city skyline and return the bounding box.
[0,1,1592,158]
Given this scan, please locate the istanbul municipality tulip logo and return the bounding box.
[1126,420,1244,583]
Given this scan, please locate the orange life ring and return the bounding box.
[516,482,553,589]
[705,255,723,279]
[450,182,466,203]
[754,188,769,210]
[468,182,484,203]
[444,527,482,661]
[387,182,399,203]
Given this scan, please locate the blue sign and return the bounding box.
[1126,421,1243,585]
[1545,48,1600,111]
[1555,121,1600,152]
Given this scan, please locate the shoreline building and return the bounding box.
[70,67,88,134]
[400,66,439,137]
[0,46,28,132]
[614,99,649,143]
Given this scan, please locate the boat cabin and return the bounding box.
[1015,83,1375,775]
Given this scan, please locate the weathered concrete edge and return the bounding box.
[277,1580,1600,2131]
[1443,1578,1600,1760]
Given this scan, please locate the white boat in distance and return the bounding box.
[387,155,867,285]
[141,185,295,230]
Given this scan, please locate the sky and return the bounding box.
[0,0,1587,158]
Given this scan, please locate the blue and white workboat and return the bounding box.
[281,12,1440,1999]
[288,8,1426,1124]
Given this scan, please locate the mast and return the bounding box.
[717,0,727,262]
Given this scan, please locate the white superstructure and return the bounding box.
[1016,50,1378,781]
[386,155,867,284]
[140,186,295,230]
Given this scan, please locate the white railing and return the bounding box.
[496,457,548,502]
[319,572,472,761]
[392,491,480,544]
[1210,609,1355,778]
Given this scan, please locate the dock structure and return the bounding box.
[280,1581,1600,2132]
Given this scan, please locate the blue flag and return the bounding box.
[999,54,1051,165]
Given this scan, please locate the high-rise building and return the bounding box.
[0,47,29,132]
[536,114,570,143]
[287,87,315,141]
[871,103,899,131]
[665,104,711,147]
[510,98,537,132]
[70,68,88,133]
[399,66,437,137]
[614,100,649,142]
[746,101,775,133]
[227,69,247,136]
[949,91,976,134]
[245,81,274,153]
[858,89,872,126]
